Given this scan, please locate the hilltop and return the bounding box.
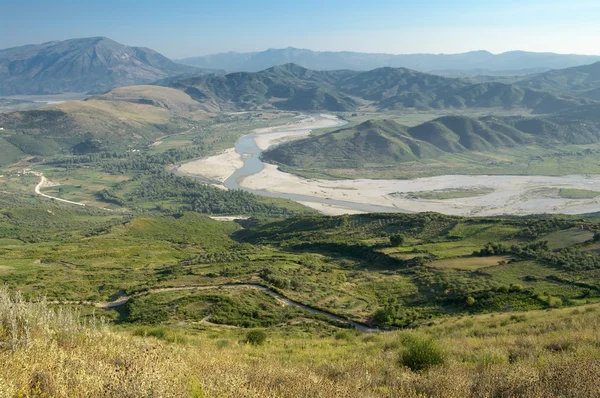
[0,37,205,95]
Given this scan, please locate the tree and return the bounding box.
[390,234,405,246]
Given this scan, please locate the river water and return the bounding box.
[220,117,410,213]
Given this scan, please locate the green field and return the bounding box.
[397,187,495,200]
[558,188,600,199]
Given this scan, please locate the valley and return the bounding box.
[4,31,600,397]
[176,112,600,216]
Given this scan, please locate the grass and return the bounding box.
[429,256,510,270]
[4,286,600,397]
[558,188,600,199]
[537,228,594,250]
[397,187,495,200]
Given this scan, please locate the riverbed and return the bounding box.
[177,114,600,216]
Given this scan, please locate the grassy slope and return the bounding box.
[3,207,600,326]
[3,286,600,397]
[264,112,600,179]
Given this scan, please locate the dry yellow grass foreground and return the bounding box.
[2,285,600,397]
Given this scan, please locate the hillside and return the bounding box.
[88,85,210,113]
[3,205,600,396]
[262,119,443,168]
[0,37,204,95]
[263,111,600,170]
[376,81,594,113]
[0,96,187,162]
[517,62,600,100]
[167,63,360,111]
[165,63,593,113]
[178,47,600,74]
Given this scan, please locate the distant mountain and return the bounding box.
[262,109,600,170]
[516,62,600,100]
[0,37,207,95]
[164,63,593,113]
[178,47,600,74]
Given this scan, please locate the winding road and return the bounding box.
[34,173,86,206]
[91,283,380,333]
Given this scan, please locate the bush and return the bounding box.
[399,335,445,371]
[389,234,405,246]
[246,330,267,345]
[334,330,354,341]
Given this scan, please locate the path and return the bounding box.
[34,174,86,207]
[92,283,381,333]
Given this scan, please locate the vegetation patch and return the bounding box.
[395,187,494,200]
[558,188,600,199]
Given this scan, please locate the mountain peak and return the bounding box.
[0,37,200,95]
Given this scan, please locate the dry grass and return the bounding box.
[2,286,600,397]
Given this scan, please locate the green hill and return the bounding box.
[168,63,360,111]
[263,111,600,170]
[378,81,593,113]
[165,63,593,113]
[0,92,190,163]
[517,61,600,99]
[262,119,442,168]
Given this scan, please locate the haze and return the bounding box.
[2,0,600,58]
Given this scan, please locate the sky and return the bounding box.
[2,0,600,59]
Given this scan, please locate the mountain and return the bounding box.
[516,62,600,100]
[164,63,593,113]
[262,110,600,170]
[178,47,600,74]
[0,37,206,95]
[166,63,360,111]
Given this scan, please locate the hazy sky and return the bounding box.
[2,0,600,58]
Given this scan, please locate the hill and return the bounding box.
[167,63,360,112]
[0,37,204,95]
[0,87,199,162]
[178,47,600,74]
[165,63,591,113]
[3,206,600,396]
[88,85,210,113]
[263,111,600,170]
[517,62,600,100]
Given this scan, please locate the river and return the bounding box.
[177,114,600,216]
[219,117,410,213]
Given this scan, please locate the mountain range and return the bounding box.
[0,37,209,95]
[178,47,600,74]
[163,63,595,113]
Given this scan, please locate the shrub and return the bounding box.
[334,330,354,341]
[389,234,405,246]
[246,330,267,345]
[548,297,563,308]
[399,335,445,371]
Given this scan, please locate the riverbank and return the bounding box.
[176,113,600,216]
[240,166,600,216]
